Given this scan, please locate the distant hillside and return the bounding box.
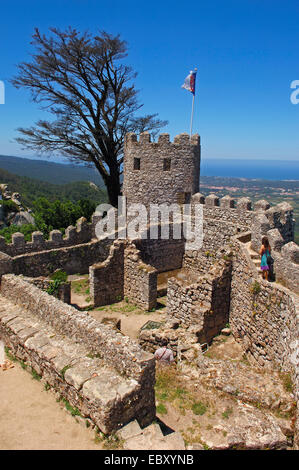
[0,167,107,208]
[0,155,104,186]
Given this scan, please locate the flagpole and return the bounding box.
[182,67,197,141]
[190,93,195,141]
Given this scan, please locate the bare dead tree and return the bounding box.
[12,28,168,206]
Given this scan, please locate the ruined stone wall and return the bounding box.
[251,202,295,252]
[10,238,113,277]
[123,132,201,208]
[21,276,71,304]
[266,230,299,295]
[124,243,157,311]
[0,274,156,431]
[250,202,297,292]
[0,217,96,257]
[134,236,185,274]
[89,240,124,307]
[230,238,299,370]
[230,237,299,447]
[167,254,232,344]
[0,251,12,279]
[190,193,253,252]
[1,274,154,379]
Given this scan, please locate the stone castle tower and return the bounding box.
[123,132,201,208]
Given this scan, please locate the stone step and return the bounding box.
[118,419,186,450]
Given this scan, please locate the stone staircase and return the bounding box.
[117,419,185,450]
[243,241,263,277]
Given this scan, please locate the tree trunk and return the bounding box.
[106,171,121,208]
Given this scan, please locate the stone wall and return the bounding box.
[124,243,157,311]
[251,202,295,252]
[190,193,253,252]
[133,225,185,273]
[0,217,96,257]
[167,253,232,344]
[230,237,299,371]
[0,251,12,279]
[250,202,297,292]
[183,246,229,275]
[89,240,125,307]
[266,229,299,295]
[139,251,232,361]
[11,238,113,278]
[21,276,71,304]
[229,236,299,447]
[0,274,156,432]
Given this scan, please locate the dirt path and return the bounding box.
[0,360,103,450]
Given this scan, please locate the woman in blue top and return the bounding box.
[259,236,271,281]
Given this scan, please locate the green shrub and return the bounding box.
[251,280,261,295]
[50,270,68,283]
[0,223,37,243]
[1,199,20,215]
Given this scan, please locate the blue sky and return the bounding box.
[0,0,299,161]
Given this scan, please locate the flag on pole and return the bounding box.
[182,69,197,95]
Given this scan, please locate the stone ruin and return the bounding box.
[0,131,298,449]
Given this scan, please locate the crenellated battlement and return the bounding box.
[0,216,97,257]
[125,131,200,147]
[251,201,295,252]
[191,192,256,211]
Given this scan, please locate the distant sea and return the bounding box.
[201,159,299,181]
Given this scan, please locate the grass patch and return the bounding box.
[280,372,294,393]
[72,278,89,294]
[222,407,233,419]
[19,359,27,370]
[192,401,207,416]
[155,366,207,416]
[4,346,17,362]
[61,397,81,417]
[250,280,261,295]
[95,432,124,450]
[156,403,168,415]
[31,367,41,381]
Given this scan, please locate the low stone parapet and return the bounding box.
[0,274,156,432]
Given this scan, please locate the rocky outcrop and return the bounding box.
[0,184,35,228]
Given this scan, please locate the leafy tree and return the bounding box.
[33,197,96,237]
[12,28,168,206]
[0,197,96,242]
[0,224,37,243]
[0,199,20,216]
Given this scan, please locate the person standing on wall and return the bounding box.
[260,236,272,281]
